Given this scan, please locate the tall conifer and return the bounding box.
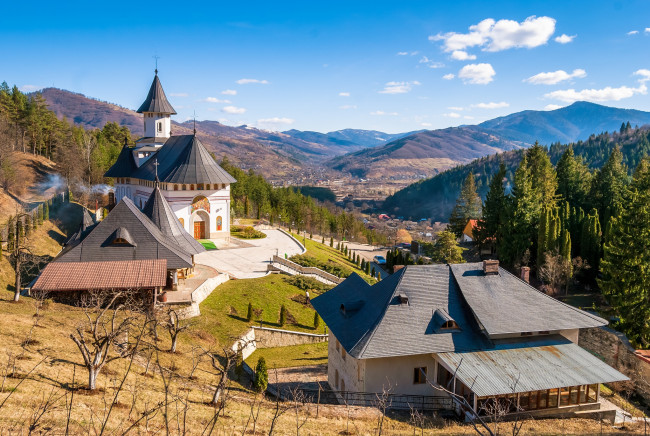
[448,172,482,237]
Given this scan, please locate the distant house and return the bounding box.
[311,261,627,419]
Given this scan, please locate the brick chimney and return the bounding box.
[520,266,530,283]
[482,260,499,275]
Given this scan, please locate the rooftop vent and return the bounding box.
[397,293,409,305]
[483,259,499,275]
[340,300,364,316]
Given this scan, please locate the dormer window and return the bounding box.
[107,227,136,247]
[433,309,460,332]
[397,294,409,305]
[441,320,460,330]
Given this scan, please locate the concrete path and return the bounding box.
[195,229,304,279]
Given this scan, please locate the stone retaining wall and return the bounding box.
[579,326,650,402]
[176,273,230,319]
[232,326,328,361]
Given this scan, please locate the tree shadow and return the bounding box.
[47,229,67,245]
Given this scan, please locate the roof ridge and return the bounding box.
[354,267,408,358]
[497,266,607,325]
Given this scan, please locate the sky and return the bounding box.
[2,0,650,133]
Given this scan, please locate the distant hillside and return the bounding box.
[476,101,650,145]
[327,127,523,179]
[282,128,421,151]
[382,126,650,221]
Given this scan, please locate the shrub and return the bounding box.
[253,357,268,392]
[279,304,287,326]
[330,237,334,247]
[284,275,332,292]
[313,311,320,329]
[246,302,253,322]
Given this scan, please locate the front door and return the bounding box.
[194,221,205,239]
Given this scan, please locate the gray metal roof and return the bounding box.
[63,208,97,248]
[449,263,607,336]
[437,335,628,397]
[311,265,489,359]
[142,184,206,255]
[133,135,237,185]
[55,197,192,270]
[105,143,138,178]
[137,73,177,114]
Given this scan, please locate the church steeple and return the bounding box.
[137,71,176,142]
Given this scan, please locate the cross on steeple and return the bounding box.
[153,55,160,75]
[193,110,197,135]
[153,158,159,180]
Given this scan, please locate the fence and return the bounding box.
[269,255,344,285]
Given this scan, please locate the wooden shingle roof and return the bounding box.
[137,73,177,114]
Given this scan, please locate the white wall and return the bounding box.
[327,331,364,393]
[364,354,441,396]
[143,113,171,139]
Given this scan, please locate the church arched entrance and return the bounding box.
[191,210,210,240]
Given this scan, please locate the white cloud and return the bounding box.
[627,30,639,35]
[419,56,445,68]
[421,122,432,127]
[222,89,237,95]
[370,110,398,116]
[554,34,576,44]
[471,101,509,109]
[544,71,650,103]
[257,117,295,129]
[458,63,496,84]
[524,69,587,85]
[222,106,246,114]
[236,78,269,85]
[397,51,409,55]
[443,112,461,118]
[204,97,231,103]
[450,50,476,60]
[339,105,357,110]
[169,92,188,97]
[448,106,464,111]
[430,16,556,52]
[339,92,350,97]
[442,73,455,80]
[646,28,650,33]
[378,81,421,94]
[19,85,41,92]
[544,104,563,110]
[464,115,475,120]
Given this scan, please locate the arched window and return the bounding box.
[190,184,195,190]
[182,185,186,190]
[335,369,339,389]
[174,184,178,191]
[217,216,223,231]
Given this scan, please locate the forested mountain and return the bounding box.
[327,127,523,179]
[282,128,420,150]
[383,126,650,221]
[477,101,650,145]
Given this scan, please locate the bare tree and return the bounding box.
[289,386,310,436]
[538,250,572,295]
[28,384,64,435]
[69,291,140,390]
[203,346,237,407]
[164,307,189,353]
[374,382,393,435]
[268,369,291,436]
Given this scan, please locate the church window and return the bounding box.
[217,216,222,231]
[182,185,186,191]
[190,184,195,190]
[157,122,162,133]
[198,184,204,190]
[174,184,178,191]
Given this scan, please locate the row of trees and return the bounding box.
[450,140,650,347]
[220,158,386,245]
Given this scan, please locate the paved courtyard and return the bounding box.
[195,229,305,279]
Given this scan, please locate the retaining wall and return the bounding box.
[579,326,650,402]
[232,326,328,360]
[176,273,229,319]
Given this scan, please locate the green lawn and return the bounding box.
[231,225,266,239]
[198,239,218,250]
[246,342,328,369]
[196,275,328,345]
[292,233,376,283]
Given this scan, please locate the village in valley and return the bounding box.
[2,3,650,435]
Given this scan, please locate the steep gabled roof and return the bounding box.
[142,184,206,255]
[133,135,237,185]
[311,265,487,359]
[55,198,192,270]
[137,73,177,114]
[449,263,606,336]
[105,142,138,178]
[63,208,97,248]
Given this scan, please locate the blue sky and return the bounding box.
[2,0,650,133]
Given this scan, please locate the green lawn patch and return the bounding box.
[196,275,328,345]
[231,225,266,239]
[198,239,218,250]
[246,342,328,369]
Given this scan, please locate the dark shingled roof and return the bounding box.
[449,263,606,336]
[133,135,237,185]
[105,143,138,178]
[63,208,97,248]
[137,73,177,114]
[311,265,488,359]
[32,259,167,292]
[142,183,206,255]
[55,198,193,270]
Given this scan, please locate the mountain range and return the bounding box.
[39,88,650,181]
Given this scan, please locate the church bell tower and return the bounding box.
[136,69,176,146]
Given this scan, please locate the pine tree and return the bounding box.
[448,172,482,237]
[279,304,287,327]
[336,241,341,251]
[361,259,366,271]
[313,311,320,329]
[526,142,558,211]
[7,217,15,252]
[344,246,348,256]
[377,271,381,280]
[43,202,49,221]
[330,236,334,247]
[600,159,650,348]
[556,146,592,209]
[247,302,253,322]
[475,163,506,248]
[37,204,43,225]
[537,206,552,266]
[253,357,269,392]
[589,146,629,231]
[24,215,31,237]
[32,210,38,230]
[371,267,375,277]
[322,236,325,244]
[431,230,465,264]
[580,210,602,272]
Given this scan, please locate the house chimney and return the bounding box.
[483,260,499,275]
[520,266,530,283]
[393,265,406,272]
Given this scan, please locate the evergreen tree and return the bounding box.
[43,202,49,221]
[560,229,572,269]
[322,236,325,244]
[279,304,287,327]
[361,259,366,271]
[475,163,507,249]
[330,237,334,247]
[589,147,629,231]
[386,250,393,269]
[448,172,482,237]
[556,146,592,209]
[537,206,552,266]
[24,215,31,237]
[431,231,465,264]
[526,142,558,211]
[371,267,375,278]
[313,311,320,329]
[32,210,38,230]
[7,216,15,252]
[600,159,650,348]
[246,302,253,322]
[253,357,269,392]
[37,204,43,225]
[344,246,348,256]
[377,271,381,280]
[580,210,602,272]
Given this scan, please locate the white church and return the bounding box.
[105,70,236,239]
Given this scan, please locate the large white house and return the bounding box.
[312,261,628,419]
[105,71,235,239]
